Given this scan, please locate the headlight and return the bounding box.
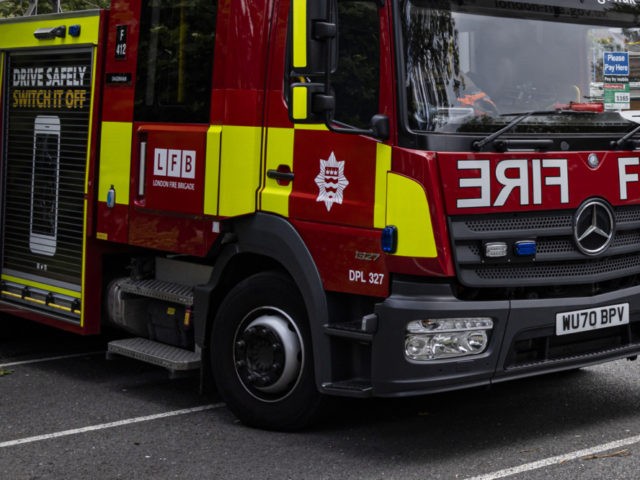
[405,318,493,361]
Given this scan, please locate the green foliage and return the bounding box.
[0,0,109,18]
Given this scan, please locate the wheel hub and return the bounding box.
[234,311,302,398]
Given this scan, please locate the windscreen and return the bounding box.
[400,0,640,134]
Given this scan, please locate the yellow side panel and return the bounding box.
[386,173,437,258]
[291,85,308,121]
[218,125,261,217]
[99,122,132,205]
[0,12,101,49]
[291,0,307,69]
[374,143,391,229]
[294,123,329,131]
[261,128,294,217]
[204,125,223,216]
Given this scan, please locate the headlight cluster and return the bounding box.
[405,318,493,361]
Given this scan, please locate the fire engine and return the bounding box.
[3,0,640,430]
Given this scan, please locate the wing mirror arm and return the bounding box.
[314,17,388,140]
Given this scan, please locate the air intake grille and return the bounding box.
[449,207,640,288]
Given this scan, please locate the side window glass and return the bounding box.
[134,0,217,123]
[332,1,380,129]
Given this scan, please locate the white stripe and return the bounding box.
[0,351,104,368]
[0,404,224,448]
[464,434,640,480]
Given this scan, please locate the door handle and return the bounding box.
[138,140,147,197]
[267,166,294,185]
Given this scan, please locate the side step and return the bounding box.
[116,278,194,306]
[323,313,378,342]
[322,379,373,398]
[107,337,201,377]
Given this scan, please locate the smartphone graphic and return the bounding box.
[29,115,60,257]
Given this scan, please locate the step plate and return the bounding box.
[107,337,201,372]
[118,279,194,306]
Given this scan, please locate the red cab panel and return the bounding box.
[134,124,208,215]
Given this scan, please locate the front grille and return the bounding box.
[449,206,640,288]
[463,213,572,232]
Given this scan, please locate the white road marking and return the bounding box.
[0,404,224,449]
[0,351,104,368]
[464,434,640,480]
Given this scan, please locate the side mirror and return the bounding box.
[289,83,330,123]
[371,114,390,141]
[288,0,389,141]
[290,0,337,77]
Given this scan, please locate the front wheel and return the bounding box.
[210,271,325,430]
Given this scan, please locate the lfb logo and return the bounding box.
[153,148,196,179]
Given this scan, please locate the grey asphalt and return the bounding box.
[2,314,640,479]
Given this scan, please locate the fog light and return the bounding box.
[484,242,507,258]
[405,318,493,361]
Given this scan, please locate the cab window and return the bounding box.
[134,0,217,123]
[286,0,380,129]
[332,1,380,129]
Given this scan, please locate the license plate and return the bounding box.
[555,303,629,336]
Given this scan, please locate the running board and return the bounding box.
[107,337,201,377]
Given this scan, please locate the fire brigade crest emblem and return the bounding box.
[315,151,349,211]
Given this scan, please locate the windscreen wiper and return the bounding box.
[612,111,640,149]
[611,124,640,149]
[471,110,551,151]
[471,102,604,152]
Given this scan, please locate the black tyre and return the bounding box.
[211,271,325,430]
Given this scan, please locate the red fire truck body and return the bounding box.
[3,0,640,429]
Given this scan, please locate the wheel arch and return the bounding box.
[194,213,331,390]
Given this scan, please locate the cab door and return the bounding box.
[262,0,393,296]
[128,0,218,255]
[294,1,391,296]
